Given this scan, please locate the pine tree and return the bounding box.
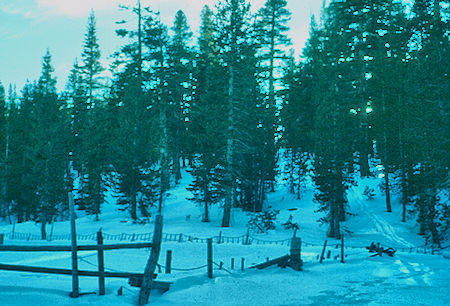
[215,0,262,226]
[142,8,172,214]
[167,10,194,183]
[406,0,449,245]
[7,83,35,223]
[110,2,163,221]
[0,82,7,220]
[305,3,359,238]
[81,10,103,103]
[29,50,70,238]
[253,0,292,198]
[69,10,107,220]
[280,55,314,200]
[187,5,227,222]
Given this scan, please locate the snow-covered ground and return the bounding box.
[0,171,449,305]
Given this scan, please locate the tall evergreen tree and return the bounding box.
[0,82,7,220]
[110,2,163,221]
[81,10,104,103]
[253,0,292,198]
[69,10,107,220]
[167,10,194,183]
[187,5,226,222]
[406,0,449,245]
[29,50,70,238]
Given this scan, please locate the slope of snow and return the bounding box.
[0,170,448,305]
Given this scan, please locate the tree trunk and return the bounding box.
[222,56,235,228]
[131,192,137,222]
[384,169,392,212]
[40,218,47,240]
[401,169,408,222]
[203,198,209,223]
[296,168,301,200]
[359,149,370,177]
[174,153,181,184]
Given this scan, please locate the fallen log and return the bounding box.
[250,255,290,270]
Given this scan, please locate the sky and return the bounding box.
[0,0,325,92]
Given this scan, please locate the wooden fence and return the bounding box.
[0,192,167,305]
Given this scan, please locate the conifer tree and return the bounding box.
[167,10,194,183]
[110,2,162,221]
[7,83,35,223]
[29,50,70,238]
[70,10,107,220]
[280,55,314,199]
[81,10,104,103]
[253,0,292,197]
[0,82,7,220]
[187,5,226,222]
[405,0,449,244]
[215,0,262,226]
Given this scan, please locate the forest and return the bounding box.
[0,0,448,246]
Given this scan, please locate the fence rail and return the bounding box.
[0,230,443,255]
[0,242,155,252]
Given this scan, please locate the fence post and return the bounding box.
[290,237,302,271]
[0,233,4,245]
[139,215,163,305]
[218,231,222,244]
[341,235,344,263]
[231,258,234,270]
[245,228,250,245]
[207,238,213,278]
[319,240,328,264]
[166,250,172,274]
[97,229,105,296]
[68,191,79,298]
[241,258,245,271]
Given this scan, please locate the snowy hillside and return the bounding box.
[0,171,449,305]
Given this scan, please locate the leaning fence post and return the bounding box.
[68,191,79,298]
[97,229,105,296]
[319,240,328,264]
[166,250,172,274]
[207,238,213,278]
[138,215,163,305]
[218,231,222,244]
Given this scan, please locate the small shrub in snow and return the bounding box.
[363,186,376,200]
[248,209,279,233]
[282,214,299,230]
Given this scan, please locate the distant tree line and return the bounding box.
[0,0,448,246]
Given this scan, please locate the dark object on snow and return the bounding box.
[282,215,300,230]
[366,242,396,257]
[363,186,376,200]
[250,255,290,269]
[129,275,171,293]
[250,237,302,271]
[248,209,280,233]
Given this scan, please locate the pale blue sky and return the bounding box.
[0,0,325,92]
